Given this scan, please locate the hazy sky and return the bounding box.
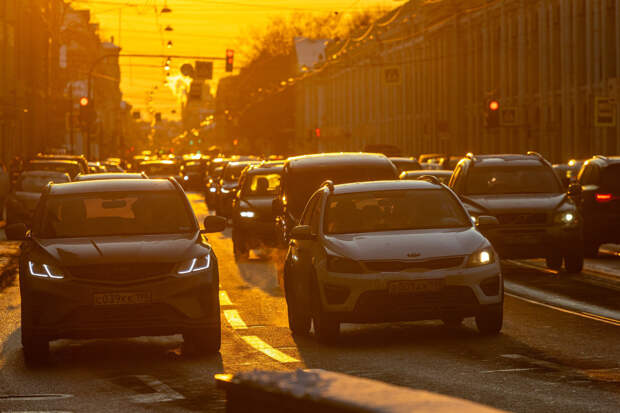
[73,0,397,121]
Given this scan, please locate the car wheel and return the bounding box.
[311,280,339,343]
[22,335,49,366]
[441,315,464,328]
[232,229,249,260]
[584,242,600,258]
[183,326,221,355]
[545,254,563,271]
[564,251,584,274]
[285,273,311,335]
[475,304,503,335]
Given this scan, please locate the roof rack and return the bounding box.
[594,155,609,161]
[321,180,335,192]
[416,175,442,185]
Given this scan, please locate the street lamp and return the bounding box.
[167,40,173,48]
[161,1,172,13]
[165,25,173,32]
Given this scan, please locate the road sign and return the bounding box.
[382,66,401,86]
[195,61,213,80]
[595,97,616,127]
[180,63,194,77]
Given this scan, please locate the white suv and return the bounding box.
[283,178,503,342]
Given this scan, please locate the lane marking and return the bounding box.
[129,375,184,404]
[219,291,233,306]
[481,368,540,374]
[0,395,73,401]
[223,309,248,330]
[506,292,620,327]
[241,336,300,363]
[505,259,559,275]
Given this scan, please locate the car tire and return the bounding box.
[22,335,50,367]
[545,254,563,271]
[564,252,584,274]
[183,326,221,355]
[441,316,464,328]
[584,242,600,258]
[232,229,249,260]
[475,304,503,335]
[284,270,312,335]
[311,280,339,343]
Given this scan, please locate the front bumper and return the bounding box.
[481,224,582,259]
[20,269,220,341]
[317,263,502,323]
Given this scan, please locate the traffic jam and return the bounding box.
[1,0,620,412]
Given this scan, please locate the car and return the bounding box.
[576,155,620,257]
[553,159,586,188]
[73,172,148,182]
[273,153,399,246]
[204,158,230,209]
[102,161,125,173]
[34,154,89,175]
[5,178,227,365]
[283,179,503,342]
[139,160,183,182]
[181,159,208,191]
[215,160,260,217]
[389,157,422,173]
[88,162,107,173]
[449,152,583,273]
[400,170,453,184]
[5,171,71,226]
[231,162,283,259]
[26,159,82,179]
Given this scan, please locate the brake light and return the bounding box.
[596,193,613,203]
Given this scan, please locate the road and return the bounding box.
[0,192,619,412]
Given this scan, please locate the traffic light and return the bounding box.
[225,49,234,72]
[485,99,500,128]
[79,97,95,126]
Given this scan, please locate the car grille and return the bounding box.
[497,213,547,225]
[354,286,479,314]
[68,263,175,283]
[363,256,464,272]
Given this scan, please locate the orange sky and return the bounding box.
[73,0,397,121]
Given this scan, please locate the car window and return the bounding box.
[300,192,320,226]
[36,191,195,238]
[17,173,70,192]
[324,189,471,234]
[578,164,591,184]
[465,165,562,195]
[309,195,322,233]
[141,164,178,176]
[449,164,462,188]
[242,173,280,196]
[600,164,620,192]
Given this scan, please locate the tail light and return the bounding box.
[596,193,613,203]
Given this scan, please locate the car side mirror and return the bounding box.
[272,198,284,216]
[476,215,499,228]
[568,182,582,198]
[202,216,227,233]
[5,223,28,241]
[290,225,315,241]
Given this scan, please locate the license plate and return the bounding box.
[388,279,444,295]
[93,292,152,306]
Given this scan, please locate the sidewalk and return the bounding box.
[0,239,20,291]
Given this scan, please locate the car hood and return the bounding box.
[323,227,486,261]
[10,191,42,211]
[240,196,274,213]
[461,193,567,214]
[35,234,203,266]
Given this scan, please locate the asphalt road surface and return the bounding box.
[0,192,619,412]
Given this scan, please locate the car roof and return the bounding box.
[402,170,452,176]
[74,173,146,181]
[589,156,620,165]
[469,154,544,167]
[140,160,176,165]
[29,159,78,165]
[286,153,392,170]
[246,164,283,174]
[330,179,442,194]
[21,170,70,177]
[389,157,418,162]
[49,179,176,195]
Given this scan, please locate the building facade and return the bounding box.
[295,0,620,163]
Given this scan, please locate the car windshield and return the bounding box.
[17,174,69,192]
[223,164,249,181]
[601,164,620,192]
[141,163,178,176]
[286,165,396,218]
[466,165,562,195]
[183,162,203,173]
[37,191,195,238]
[242,173,280,196]
[324,189,470,234]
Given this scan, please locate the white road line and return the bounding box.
[223,309,248,329]
[0,395,73,401]
[129,375,185,404]
[481,368,540,374]
[219,291,233,306]
[241,336,300,363]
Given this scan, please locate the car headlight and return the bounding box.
[326,254,365,273]
[221,188,231,194]
[240,210,255,218]
[177,255,211,274]
[466,248,495,267]
[28,261,64,279]
[183,175,189,181]
[209,187,217,193]
[554,210,578,226]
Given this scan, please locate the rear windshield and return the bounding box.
[285,164,397,218]
[391,159,421,172]
[18,174,70,192]
[466,165,562,195]
[36,191,195,238]
[601,164,620,192]
[27,162,80,177]
[242,173,281,196]
[223,164,250,181]
[141,163,178,176]
[324,189,470,234]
